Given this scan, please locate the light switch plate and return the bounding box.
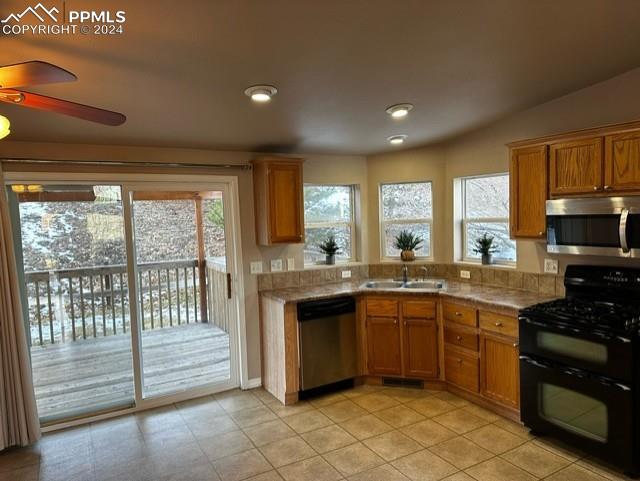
[287,258,295,271]
[544,258,559,274]
[460,270,471,279]
[341,270,352,279]
[270,259,283,272]
[250,261,263,274]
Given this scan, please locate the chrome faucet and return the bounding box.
[401,265,409,283]
[420,266,429,280]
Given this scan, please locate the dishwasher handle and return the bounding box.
[297,296,356,321]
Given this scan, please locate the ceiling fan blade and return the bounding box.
[0,89,126,126]
[0,61,77,89]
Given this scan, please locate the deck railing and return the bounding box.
[24,259,224,346]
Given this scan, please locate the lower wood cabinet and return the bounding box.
[479,330,520,409]
[366,316,402,376]
[445,347,479,393]
[403,318,438,378]
[365,298,438,379]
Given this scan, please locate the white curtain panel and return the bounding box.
[0,166,40,450]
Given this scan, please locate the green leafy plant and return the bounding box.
[318,235,341,255]
[473,233,498,256]
[394,230,423,251]
[206,199,224,228]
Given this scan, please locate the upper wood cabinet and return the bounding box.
[509,145,547,239]
[549,137,603,196]
[251,157,304,245]
[604,132,640,192]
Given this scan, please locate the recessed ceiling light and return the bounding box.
[244,85,278,102]
[386,103,413,119]
[387,134,407,145]
[0,115,10,140]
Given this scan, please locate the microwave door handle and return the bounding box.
[620,207,630,253]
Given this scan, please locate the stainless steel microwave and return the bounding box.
[546,197,640,257]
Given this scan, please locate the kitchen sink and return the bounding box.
[404,279,446,289]
[361,279,447,290]
[363,280,405,289]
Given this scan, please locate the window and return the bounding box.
[460,174,516,263]
[304,184,356,264]
[380,181,433,259]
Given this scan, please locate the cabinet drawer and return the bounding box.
[366,298,398,318]
[479,311,518,337]
[444,325,478,351]
[402,300,436,319]
[442,302,477,327]
[444,347,479,393]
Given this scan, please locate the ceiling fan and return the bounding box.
[0,60,126,128]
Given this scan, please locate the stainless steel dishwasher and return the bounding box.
[297,296,357,392]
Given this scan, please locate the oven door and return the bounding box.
[519,316,633,382]
[520,355,634,471]
[546,197,640,258]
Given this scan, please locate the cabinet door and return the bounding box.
[366,317,402,376]
[604,131,640,193]
[403,318,438,379]
[480,331,519,409]
[549,137,603,196]
[268,163,304,243]
[510,145,547,238]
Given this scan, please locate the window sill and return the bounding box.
[454,260,516,270]
[303,261,362,270]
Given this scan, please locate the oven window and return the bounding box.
[540,384,608,442]
[547,214,621,247]
[537,332,608,364]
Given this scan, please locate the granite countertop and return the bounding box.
[261,280,557,312]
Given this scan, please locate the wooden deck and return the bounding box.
[31,323,230,421]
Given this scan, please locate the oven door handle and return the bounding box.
[519,355,551,369]
[521,317,631,344]
[620,207,630,253]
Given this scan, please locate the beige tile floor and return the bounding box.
[0,384,634,481]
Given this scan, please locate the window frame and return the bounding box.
[379,181,434,262]
[459,173,515,266]
[303,183,357,265]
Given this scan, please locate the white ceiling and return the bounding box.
[1,0,640,154]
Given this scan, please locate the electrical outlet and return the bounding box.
[460,270,471,279]
[544,258,559,274]
[270,259,283,272]
[250,261,263,274]
[287,258,295,271]
[341,270,352,279]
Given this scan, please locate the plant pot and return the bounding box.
[400,250,415,262]
[481,253,493,265]
[325,254,336,265]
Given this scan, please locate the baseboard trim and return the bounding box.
[243,377,262,389]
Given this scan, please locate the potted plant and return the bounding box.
[318,235,340,265]
[394,230,423,262]
[474,232,498,265]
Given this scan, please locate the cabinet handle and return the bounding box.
[457,359,463,364]
[513,342,519,348]
[456,335,462,341]
[593,186,599,191]
[538,231,544,236]
[604,185,612,191]
[455,311,463,317]
[495,321,503,327]
[403,321,407,326]
[394,320,398,325]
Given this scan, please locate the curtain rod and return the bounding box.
[0,157,252,170]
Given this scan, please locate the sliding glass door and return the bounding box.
[128,188,233,399]
[7,178,240,424]
[9,184,135,423]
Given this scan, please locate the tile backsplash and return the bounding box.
[256,263,565,297]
